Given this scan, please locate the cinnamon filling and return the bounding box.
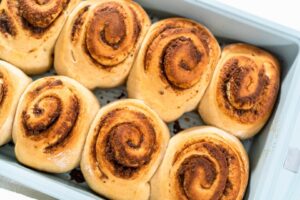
[144,21,210,90]
[20,16,49,35]
[217,56,273,123]
[33,79,62,94]
[19,0,68,28]
[175,141,243,200]
[35,0,51,5]
[93,108,157,179]
[84,2,141,68]
[179,143,228,200]
[71,6,89,43]
[162,37,203,89]
[0,10,16,36]
[21,78,80,153]
[5,0,71,37]
[45,96,78,152]
[0,73,7,106]
[23,96,62,134]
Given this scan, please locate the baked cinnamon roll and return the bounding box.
[0,61,31,146]
[0,0,80,74]
[127,18,220,122]
[199,43,280,139]
[54,0,151,89]
[151,126,249,200]
[13,76,99,173]
[81,99,170,200]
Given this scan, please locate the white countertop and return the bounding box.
[0,1,298,199]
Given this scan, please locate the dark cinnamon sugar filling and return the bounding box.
[23,96,62,134]
[71,6,89,43]
[176,143,229,200]
[21,79,79,153]
[0,73,7,106]
[3,0,70,37]
[92,108,157,179]
[162,37,203,89]
[171,139,245,200]
[217,56,275,123]
[84,2,141,68]
[0,10,16,36]
[18,0,68,28]
[144,20,211,90]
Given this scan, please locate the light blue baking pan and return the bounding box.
[0,0,300,199]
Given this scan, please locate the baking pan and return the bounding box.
[0,0,300,199]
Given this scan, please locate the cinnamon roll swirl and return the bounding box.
[199,43,280,139]
[80,99,170,200]
[127,18,220,122]
[0,0,79,74]
[13,76,99,173]
[54,0,151,89]
[150,126,249,200]
[0,61,31,146]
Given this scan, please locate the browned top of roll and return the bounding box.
[143,18,219,90]
[0,10,17,37]
[69,0,143,68]
[20,78,80,153]
[173,138,246,200]
[216,44,280,124]
[5,0,72,37]
[18,0,69,28]
[90,107,158,179]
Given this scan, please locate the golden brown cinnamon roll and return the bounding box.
[0,0,80,74]
[13,76,99,173]
[150,126,249,200]
[127,18,220,122]
[198,43,280,139]
[81,99,170,200]
[0,61,31,146]
[54,0,151,89]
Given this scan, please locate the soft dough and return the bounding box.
[54,0,151,89]
[127,18,220,122]
[150,126,249,200]
[0,0,80,74]
[13,76,100,173]
[0,61,32,146]
[81,99,170,200]
[198,43,280,139]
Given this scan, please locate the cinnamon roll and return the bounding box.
[198,43,280,139]
[54,0,151,89]
[13,76,99,173]
[0,61,31,146]
[80,99,170,200]
[0,0,80,74]
[127,18,220,122]
[150,126,249,200]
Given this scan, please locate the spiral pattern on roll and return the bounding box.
[144,19,215,89]
[85,2,140,67]
[151,128,249,200]
[18,0,69,28]
[92,108,157,179]
[217,55,279,124]
[21,78,79,152]
[173,140,241,200]
[69,1,142,68]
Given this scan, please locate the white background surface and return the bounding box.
[0,0,299,199]
[218,0,300,32]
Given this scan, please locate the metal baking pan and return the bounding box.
[1,0,300,199]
